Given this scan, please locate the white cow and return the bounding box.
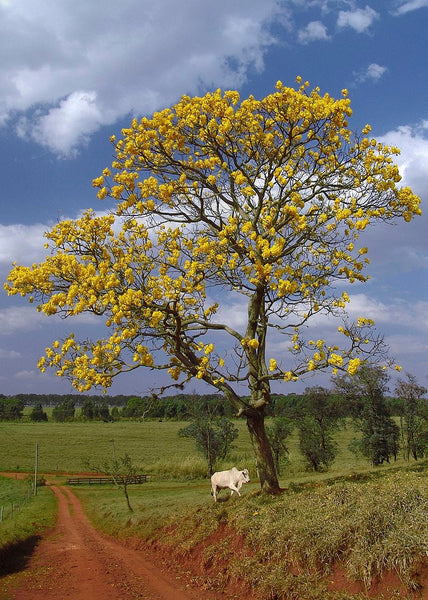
[210,467,250,502]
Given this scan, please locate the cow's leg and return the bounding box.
[229,484,241,497]
[212,484,218,502]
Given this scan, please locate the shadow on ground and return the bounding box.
[0,536,41,576]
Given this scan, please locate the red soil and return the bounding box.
[0,483,237,600]
[1,476,426,600]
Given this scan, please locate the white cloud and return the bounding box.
[0,223,48,268]
[386,333,428,355]
[297,20,330,44]
[13,369,39,380]
[0,306,46,335]
[350,122,428,274]
[0,302,100,336]
[366,63,387,80]
[0,209,114,273]
[392,0,428,15]
[0,348,21,359]
[337,5,379,32]
[216,297,248,330]
[17,91,105,157]
[378,123,428,195]
[355,63,387,83]
[347,293,428,333]
[0,0,283,157]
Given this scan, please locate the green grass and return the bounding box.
[0,476,30,508]
[0,477,56,554]
[1,419,427,598]
[76,479,214,539]
[0,418,406,481]
[71,465,428,599]
[0,420,254,476]
[0,420,206,475]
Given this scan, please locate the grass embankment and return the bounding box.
[199,470,428,599]
[1,419,427,598]
[76,466,428,600]
[0,477,56,563]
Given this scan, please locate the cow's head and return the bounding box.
[241,468,250,482]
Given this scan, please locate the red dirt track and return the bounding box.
[1,483,217,600]
[1,477,426,600]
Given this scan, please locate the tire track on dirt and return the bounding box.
[6,484,205,600]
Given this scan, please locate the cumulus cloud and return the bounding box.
[0,0,283,156]
[17,91,105,157]
[378,122,428,195]
[297,20,330,44]
[0,348,21,359]
[337,5,379,32]
[392,0,428,15]
[0,223,48,268]
[355,63,388,83]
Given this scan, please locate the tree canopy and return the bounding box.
[5,80,421,491]
[334,365,400,465]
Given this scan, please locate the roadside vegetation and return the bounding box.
[1,411,427,598]
[1,375,427,599]
[163,468,427,599]
[0,477,56,568]
[73,464,428,600]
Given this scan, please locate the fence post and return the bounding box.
[34,442,39,496]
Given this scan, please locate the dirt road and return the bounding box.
[2,484,214,600]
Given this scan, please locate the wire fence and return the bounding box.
[0,488,34,523]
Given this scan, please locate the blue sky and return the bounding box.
[1,0,428,397]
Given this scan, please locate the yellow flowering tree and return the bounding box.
[5,80,421,493]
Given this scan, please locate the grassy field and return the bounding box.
[0,420,210,476]
[0,418,378,481]
[1,418,427,599]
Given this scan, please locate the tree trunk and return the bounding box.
[246,408,281,494]
[123,484,134,512]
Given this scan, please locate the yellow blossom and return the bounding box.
[247,338,259,349]
[347,358,361,375]
[4,82,421,401]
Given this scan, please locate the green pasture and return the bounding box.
[0,477,56,559]
[0,418,402,483]
[1,418,427,599]
[0,476,31,511]
[0,420,210,475]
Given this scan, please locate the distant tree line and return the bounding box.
[174,367,428,476]
[0,393,136,408]
[2,369,427,473]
